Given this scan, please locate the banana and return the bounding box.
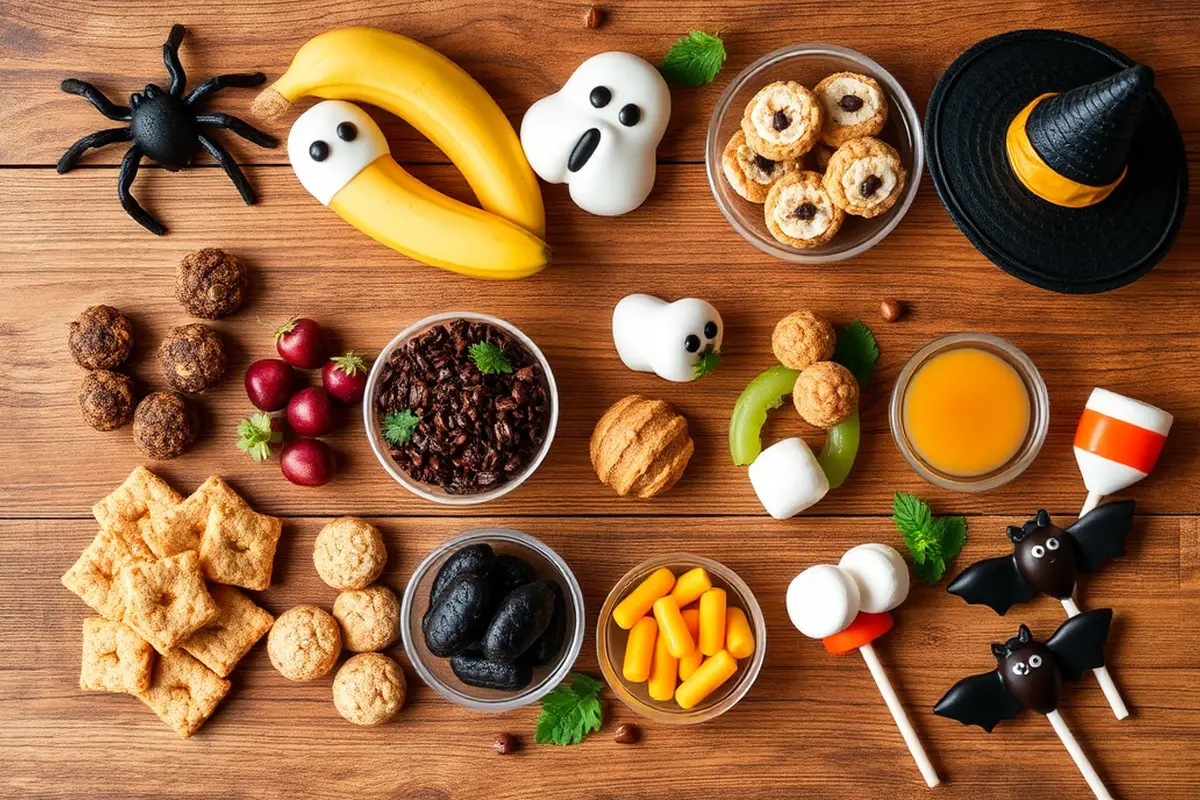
[289,100,548,280]
[254,26,545,238]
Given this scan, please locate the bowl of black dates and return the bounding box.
[364,313,558,504]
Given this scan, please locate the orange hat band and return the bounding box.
[1074,407,1167,474]
[1006,93,1127,208]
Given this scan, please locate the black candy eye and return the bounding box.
[309,141,329,161]
[590,86,611,108]
[336,122,357,141]
[703,321,718,339]
[684,334,701,353]
[619,104,641,126]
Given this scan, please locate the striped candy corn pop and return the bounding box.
[1074,388,1172,516]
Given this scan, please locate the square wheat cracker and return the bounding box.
[199,501,282,591]
[182,584,274,677]
[118,550,218,655]
[136,649,231,739]
[80,616,154,693]
[147,476,241,558]
[92,466,182,555]
[61,528,150,620]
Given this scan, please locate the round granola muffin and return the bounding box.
[68,305,134,370]
[793,361,859,429]
[741,81,823,161]
[764,171,844,248]
[333,585,400,653]
[268,605,342,682]
[814,72,889,147]
[721,130,800,203]
[132,391,197,460]
[823,136,907,219]
[332,653,406,726]
[772,311,837,371]
[175,248,249,319]
[79,370,136,431]
[314,517,387,590]
[158,323,227,394]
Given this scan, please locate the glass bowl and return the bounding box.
[362,311,559,505]
[400,528,585,712]
[597,553,766,725]
[889,333,1050,492]
[705,43,923,263]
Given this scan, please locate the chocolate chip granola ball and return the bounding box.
[133,391,197,459]
[68,305,134,370]
[314,517,387,590]
[793,361,859,429]
[158,323,227,394]
[332,653,406,726]
[772,310,837,371]
[268,605,342,682]
[175,248,249,319]
[333,585,400,653]
[79,370,136,431]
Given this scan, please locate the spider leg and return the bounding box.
[60,79,131,121]
[197,133,255,206]
[118,144,166,235]
[185,72,266,106]
[194,113,278,148]
[57,127,131,173]
[163,24,187,96]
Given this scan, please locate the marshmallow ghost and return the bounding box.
[612,294,722,382]
[520,52,671,216]
[287,100,389,205]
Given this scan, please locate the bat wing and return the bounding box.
[1067,499,1136,573]
[1047,608,1113,681]
[934,670,1023,732]
[946,556,1037,614]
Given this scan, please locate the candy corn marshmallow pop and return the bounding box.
[787,544,939,788]
[1074,388,1173,515]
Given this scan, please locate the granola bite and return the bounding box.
[182,584,274,678]
[814,72,889,147]
[68,305,134,370]
[721,130,799,203]
[136,649,230,738]
[793,361,859,429]
[741,81,823,160]
[268,605,342,681]
[175,248,249,319]
[117,550,219,655]
[158,323,227,394]
[764,171,844,248]
[80,617,154,693]
[78,369,136,431]
[313,517,387,590]
[133,391,197,460]
[332,653,406,726]
[823,136,907,219]
[333,585,400,653]
[772,310,837,371]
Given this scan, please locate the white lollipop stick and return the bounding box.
[1046,709,1114,800]
[859,643,940,788]
[1061,596,1129,720]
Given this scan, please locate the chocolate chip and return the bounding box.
[752,154,776,174]
[860,174,883,197]
[772,110,790,131]
[336,122,357,141]
[793,203,817,221]
[614,723,640,744]
[618,104,640,127]
[684,334,701,353]
[838,94,864,112]
[589,86,611,108]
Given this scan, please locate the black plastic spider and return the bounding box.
[57,24,278,235]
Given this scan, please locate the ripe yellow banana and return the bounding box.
[254,26,545,238]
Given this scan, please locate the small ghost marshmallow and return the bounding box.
[287,100,389,205]
[520,52,671,216]
[612,294,723,382]
[748,437,829,519]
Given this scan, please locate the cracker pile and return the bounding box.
[61,466,281,738]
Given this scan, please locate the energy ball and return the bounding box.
[78,370,136,431]
[175,248,249,319]
[772,310,836,371]
[313,517,387,590]
[793,361,859,429]
[268,605,342,682]
[68,305,134,370]
[133,391,197,459]
[332,653,406,726]
[158,323,227,393]
[333,585,400,653]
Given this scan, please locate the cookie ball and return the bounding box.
[332,653,406,726]
[793,361,859,429]
[175,248,249,319]
[772,310,837,371]
[68,305,133,370]
[268,605,342,682]
[158,323,227,394]
[590,396,693,498]
[132,391,197,459]
[78,370,136,431]
[314,517,387,590]
[333,585,400,653]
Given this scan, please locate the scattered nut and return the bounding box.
[584,5,604,28]
[880,299,904,322]
[614,723,640,744]
[493,733,518,755]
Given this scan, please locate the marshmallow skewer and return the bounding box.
[1046,710,1114,800]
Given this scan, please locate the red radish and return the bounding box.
[267,315,326,368]
[245,359,297,411]
[287,387,339,437]
[323,352,369,404]
[281,439,336,486]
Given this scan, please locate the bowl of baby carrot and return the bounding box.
[597,554,766,724]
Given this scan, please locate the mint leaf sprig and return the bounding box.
[382,409,420,445]
[892,492,968,584]
[535,672,604,746]
[236,413,281,462]
[469,341,513,375]
[833,320,880,387]
[661,31,727,87]
[694,345,722,379]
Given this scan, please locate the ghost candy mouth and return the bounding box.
[568,128,601,173]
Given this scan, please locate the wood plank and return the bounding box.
[2,515,1197,799]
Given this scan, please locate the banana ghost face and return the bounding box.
[287,100,389,205]
[520,52,671,216]
[612,294,722,382]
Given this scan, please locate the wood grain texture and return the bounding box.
[1,0,1199,797]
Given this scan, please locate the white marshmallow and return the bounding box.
[612,294,723,382]
[838,543,910,614]
[287,100,390,206]
[520,52,671,216]
[748,438,830,520]
[786,564,861,639]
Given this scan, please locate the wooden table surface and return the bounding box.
[2,1,1198,798]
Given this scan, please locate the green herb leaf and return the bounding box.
[235,412,281,462]
[661,30,727,87]
[694,345,722,379]
[892,491,968,584]
[330,351,367,376]
[469,341,513,375]
[382,409,420,445]
[833,320,880,387]
[535,672,604,746]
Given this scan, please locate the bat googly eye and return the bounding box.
[1029,654,1043,668]
[1031,545,1046,558]
[1046,537,1060,550]
[704,321,718,339]
[1012,662,1029,676]
[684,334,701,353]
